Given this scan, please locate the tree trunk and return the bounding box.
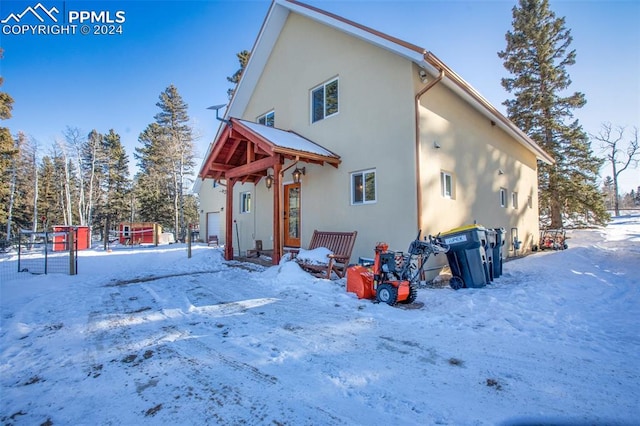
[6,156,17,239]
[549,170,563,228]
[32,157,39,232]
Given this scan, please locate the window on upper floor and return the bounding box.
[311,77,338,123]
[441,171,454,199]
[240,191,251,213]
[351,169,376,205]
[499,188,507,208]
[512,191,518,209]
[257,110,275,127]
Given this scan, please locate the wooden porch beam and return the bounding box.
[223,137,243,164]
[208,162,234,172]
[272,159,282,265]
[230,125,274,155]
[247,140,255,163]
[226,156,278,179]
[203,124,232,167]
[224,177,236,261]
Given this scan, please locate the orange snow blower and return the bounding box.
[347,231,449,306]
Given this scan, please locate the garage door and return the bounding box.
[207,212,220,241]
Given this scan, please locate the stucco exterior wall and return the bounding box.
[240,13,419,259]
[416,70,540,259]
[197,179,227,245]
[208,8,544,275]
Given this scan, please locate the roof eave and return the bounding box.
[422,52,555,165]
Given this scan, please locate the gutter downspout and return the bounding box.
[414,60,445,232]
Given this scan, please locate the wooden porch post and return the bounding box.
[272,159,282,265]
[224,177,236,261]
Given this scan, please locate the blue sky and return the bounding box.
[1,0,639,192]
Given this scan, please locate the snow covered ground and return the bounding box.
[1,215,639,425]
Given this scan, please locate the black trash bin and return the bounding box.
[441,224,490,289]
[492,228,505,278]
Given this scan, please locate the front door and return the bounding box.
[283,183,301,247]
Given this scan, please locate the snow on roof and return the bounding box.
[238,119,339,159]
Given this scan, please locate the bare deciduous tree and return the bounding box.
[592,123,639,216]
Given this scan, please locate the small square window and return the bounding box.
[441,171,454,199]
[500,188,507,208]
[512,192,518,209]
[311,78,339,123]
[240,192,251,213]
[257,110,275,127]
[351,169,376,204]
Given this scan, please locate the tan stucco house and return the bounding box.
[196,0,554,276]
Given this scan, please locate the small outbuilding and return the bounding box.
[52,226,91,251]
[118,222,162,245]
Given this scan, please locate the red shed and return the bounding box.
[119,222,162,245]
[52,226,91,251]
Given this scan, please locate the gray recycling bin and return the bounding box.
[492,228,505,278]
[441,224,490,288]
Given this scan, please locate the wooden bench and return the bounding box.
[207,235,219,247]
[292,230,358,279]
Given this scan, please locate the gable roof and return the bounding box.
[218,0,553,166]
[199,118,340,183]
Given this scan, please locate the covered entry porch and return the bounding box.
[199,118,340,264]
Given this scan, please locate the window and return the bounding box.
[512,192,518,209]
[257,110,275,127]
[500,188,507,208]
[351,169,376,204]
[528,195,533,209]
[311,78,338,123]
[441,171,453,199]
[240,192,251,213]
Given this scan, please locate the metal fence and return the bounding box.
[0,230,78,283]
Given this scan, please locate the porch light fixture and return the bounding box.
[498,169,505,175]
[265,174,274,189]
[292,166,306,184]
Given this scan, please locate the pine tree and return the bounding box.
[601,176,614,210]
[134,123,174,228]
[498,0,608,227]
[101,129,130,229]
[0,48,16,234]
[153,85,194,241]
[227,50,250,100]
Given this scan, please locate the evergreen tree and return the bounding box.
[134,123,174,228]
[101,129,131,229]
[227,50,250,99]
[150,85,195,241]
[4,132,27,239]
[498,0,608,227]
[601,176,614,210]
[0,48,16,233]
[38,156,58,230]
